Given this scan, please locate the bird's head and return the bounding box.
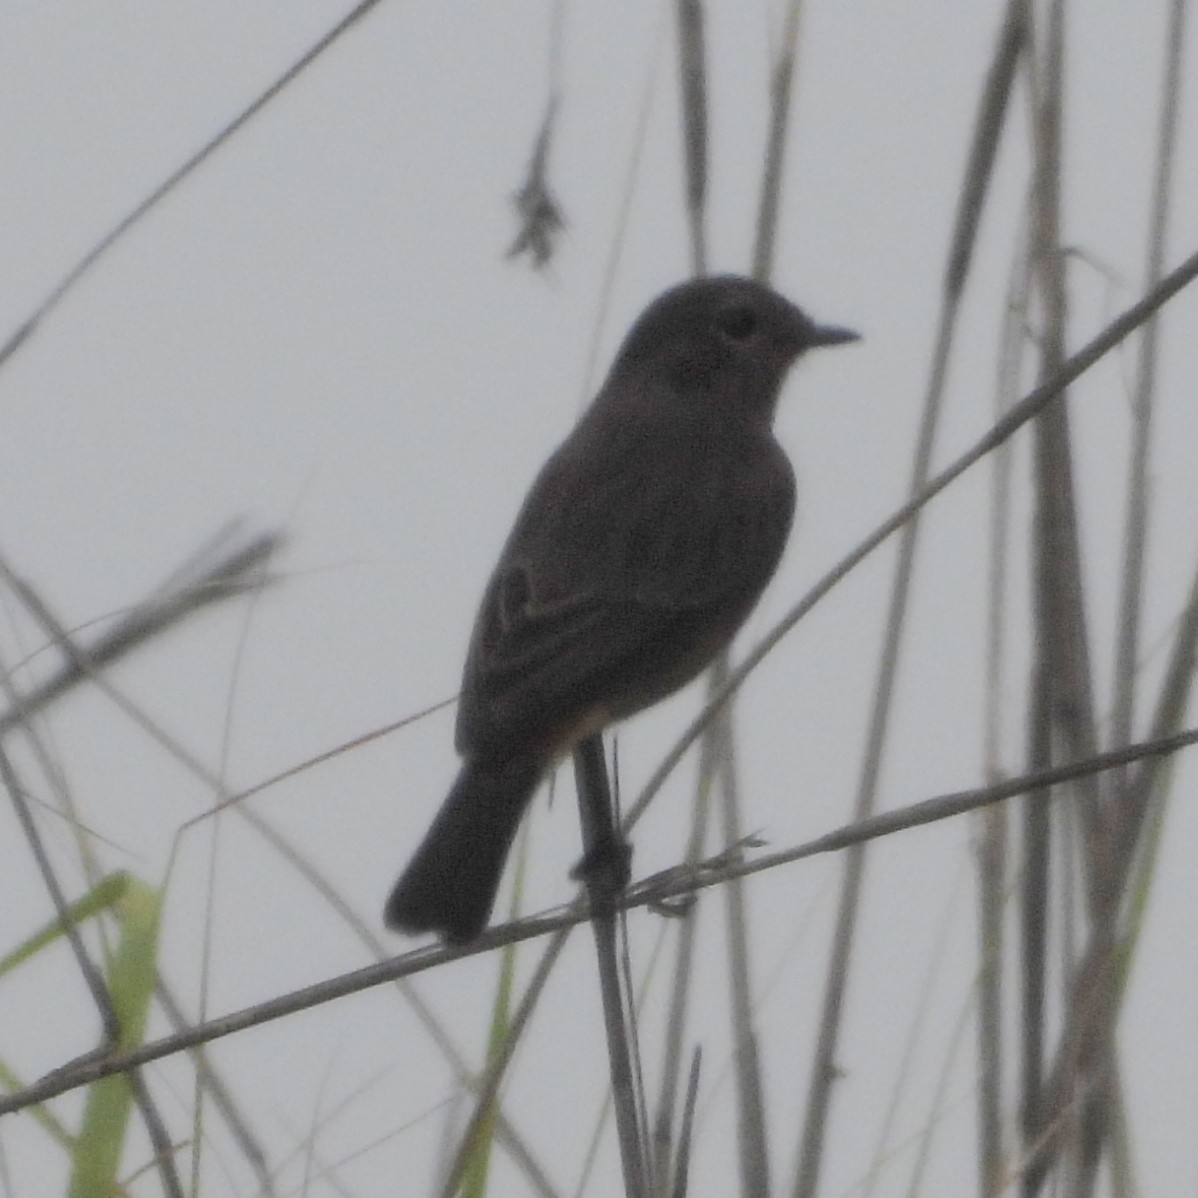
[609,274,858,423]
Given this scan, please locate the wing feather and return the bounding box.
[456,396,795,760]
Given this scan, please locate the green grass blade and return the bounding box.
[66,877,162,1198]
[460,822,527,1198]
[0,873,130,978]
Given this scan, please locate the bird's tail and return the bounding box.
[385,754,543,944]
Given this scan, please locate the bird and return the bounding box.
[385,275,858,943]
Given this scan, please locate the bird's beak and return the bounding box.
[808,322,862,348]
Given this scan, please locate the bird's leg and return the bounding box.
[571,734,632,913]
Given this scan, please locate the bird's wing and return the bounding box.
[457,561,727,760]
[455,413,794,760]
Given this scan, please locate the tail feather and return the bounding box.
[385,755,543,943]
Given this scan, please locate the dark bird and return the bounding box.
[386,275,858,943]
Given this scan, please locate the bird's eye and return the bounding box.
[715,304,759,342]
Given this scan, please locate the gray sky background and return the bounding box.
[2,3,1197,1195]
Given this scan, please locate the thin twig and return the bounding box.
[7,722,1198,1119]
[0,0,394,374]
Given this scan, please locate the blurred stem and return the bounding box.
[713,664,771,1198]
[677,3,774,1192]
[704,9,819,1194]
[670,1049,703,1198]
[460,874,523,1198]
[675,0,708,276]
[1111,0,1188,762]
[66,881,170,1198]
[794,285,945,1198]
[862,863,970,1197]
[1020,679,1051,1195]
[0,660,106,924]
[1024,0,1132,1185]
[0,532,281,734]
[976,204,1031,1198]
[902,969,979,1198]
[442,926,572,1198]
[1106,1083,1136,1198]
[1083,7,1195,1149]
[1032,552,1198,1192]
[976,806,1007,1198]
[582,11,668,401]
[652,721,715,1195]
[752,0,803,280]
[1116,556,1198,887]
[651,4,715,1189]
[155,980,276,1198]
[796,268,970,1197]
[576,921,672,1198]
[785,10,1023,1186]
[1022,6,1063,1191]
[574,736,649,1198]
[0,747,119,1043]
[1027,0,1104,856]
